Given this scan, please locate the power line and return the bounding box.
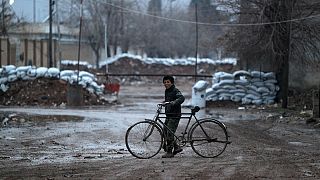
[101,1,320,27]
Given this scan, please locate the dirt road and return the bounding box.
[1,84,320,179]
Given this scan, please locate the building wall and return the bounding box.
[0,37,95,68]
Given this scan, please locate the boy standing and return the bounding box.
[162,75,185,158]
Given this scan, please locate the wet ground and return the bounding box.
[1,84,320,179]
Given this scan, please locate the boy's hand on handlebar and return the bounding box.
[162,101,172,106]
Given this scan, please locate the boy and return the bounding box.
[162,75,185,158]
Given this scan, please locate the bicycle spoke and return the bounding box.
[190,120,228,158]
[125,121,163,159]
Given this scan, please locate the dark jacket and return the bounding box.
[165,85,185,118]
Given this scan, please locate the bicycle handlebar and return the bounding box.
[157,102,200,115]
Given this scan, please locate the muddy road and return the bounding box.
[1,84,320,179]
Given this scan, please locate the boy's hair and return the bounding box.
[163,75,174,84]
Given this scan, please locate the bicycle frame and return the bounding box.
[126,103,231,159]
[146,104,211,146]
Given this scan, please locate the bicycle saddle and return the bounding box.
[191,106,200,114]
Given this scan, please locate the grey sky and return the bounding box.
[10,0,191,22]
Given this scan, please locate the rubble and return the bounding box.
[0,78,108,106]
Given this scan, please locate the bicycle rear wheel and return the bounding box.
[190,119,228,158]
[125,121,163,159]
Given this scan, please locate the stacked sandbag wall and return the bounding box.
[0,65,104,95]
[206,70,279,105]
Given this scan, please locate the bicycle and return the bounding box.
[125,102,231,159]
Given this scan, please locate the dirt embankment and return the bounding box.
[0,78,107,106]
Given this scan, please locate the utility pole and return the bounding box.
[33,0,36,23]
[49,0,54,67]
[194,2,198,82]
[104,19,108,74]
[77,0,84,83]
[1,0,6,35]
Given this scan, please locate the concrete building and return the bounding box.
[0,22,95,68]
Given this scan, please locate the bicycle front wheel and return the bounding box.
[125,121,163,159]
[190,119,228,158]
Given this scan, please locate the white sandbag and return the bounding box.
[22,75,36,81]
[231,95,242,102]
[234,92,246,97]
[207,95,218,101]
[252,99,263,105]
[219,79,234,86]
[250,78,263,82]
[3,65,16,72]
[212,83,221,90]
[79,71,95,79]
[215,88,230,94]
[221,85,236,90]
[247,90,261,97]
[219,73,234,80]
[263,72,276,79]
[16,71,27,78]
[27,68,37,77]
[264,83,276,92]
[7,74,17,82]
[36,67,48,78]
[230,89,246,94]
[86,86,95,94]
[257,87,270,93]
[251,71,264,78]
[8,69,17,75]
[78,80,87,88]
[60,76,70,82]
[16,66,31,72]
[247,85,259,92]
[264,96,276,100]
[81,76,93,84]
[0,68,3,74]
[235,84,247,90]
[235,79,249,86]
[241,97,252,104]
[233,70,251,78]
[263,99,275,105]
[264,79,277,84]
[60,70,75,77]
[193,80,209,91]
[206,94,218,101]
[47,67,60,78]
[252,81,264,87]
[0,77,8,84]
[245,93,261,100]
[218,93,232,101]
[69,75,79,84]
[213,72,233,83]
[0,84,9,92]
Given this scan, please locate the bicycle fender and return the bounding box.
[144,119,163,132]
[198,118,228,130]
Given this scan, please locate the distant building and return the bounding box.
[0,0,95,68]
[0,22,96,68]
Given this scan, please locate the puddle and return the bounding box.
[288,141,312,146]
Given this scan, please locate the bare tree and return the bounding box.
[221,0,320,107]
[0,0,17,36]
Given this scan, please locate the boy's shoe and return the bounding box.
[162,152,174,158]
[162,144,167,152]
[173,146,183,155]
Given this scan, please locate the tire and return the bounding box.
[190,119,228,158]
[125,121,163,159]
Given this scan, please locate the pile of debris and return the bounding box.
[0,78,108,106]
